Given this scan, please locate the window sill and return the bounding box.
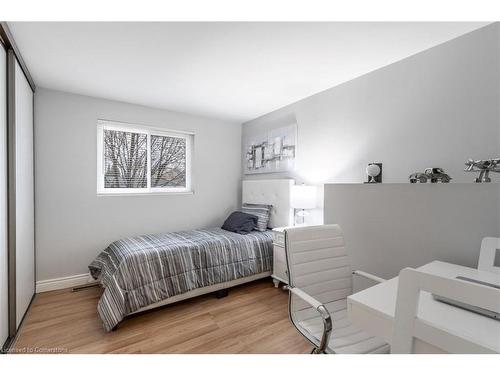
[97,191,194,197]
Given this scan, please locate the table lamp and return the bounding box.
[291,184,317,225]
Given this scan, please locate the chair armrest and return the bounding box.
[286,286,332,353]
[288,286,323,309]
[352,270,386,284]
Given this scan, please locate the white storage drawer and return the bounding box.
[272,243,288,286]
[272,231,285,246]
[271,227,291,287]
[273,244,286,265]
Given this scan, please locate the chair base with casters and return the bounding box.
[283,224,390,354]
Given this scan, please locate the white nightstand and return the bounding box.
[271,227,291,288]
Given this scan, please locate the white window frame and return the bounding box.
[97,119,193,195]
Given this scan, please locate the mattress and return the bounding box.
[89,228,273,332]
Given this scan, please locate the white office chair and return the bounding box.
[478,237,500,274]
[284,224,390,354]
[392,267,500,353]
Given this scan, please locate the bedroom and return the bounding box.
[1,1,500,373]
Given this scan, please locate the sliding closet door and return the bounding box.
[0,44,8,347]
[11,57,35,329]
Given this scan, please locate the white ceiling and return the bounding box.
[9,22,489,123]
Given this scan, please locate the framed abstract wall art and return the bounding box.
[244,123,297,174]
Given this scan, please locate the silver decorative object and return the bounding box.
[464,158,500,183]
[365,163,382,183]
[409,168,451,183]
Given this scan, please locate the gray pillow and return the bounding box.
[222,211,258,234]
[240,203,272,231]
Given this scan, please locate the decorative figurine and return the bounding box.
[409,168,451,183]
[464,158,500,183]
[365,163,382,183]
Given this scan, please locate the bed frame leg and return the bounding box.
[215,289,229,299]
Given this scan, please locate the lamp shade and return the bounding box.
[291,185,317,209]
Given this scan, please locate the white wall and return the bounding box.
[324,183,500,290]
[35,88,242,281]
[242,23,500,185]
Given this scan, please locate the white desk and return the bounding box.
[348,261,500,353]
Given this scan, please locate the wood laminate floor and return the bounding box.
[12,278,312,354]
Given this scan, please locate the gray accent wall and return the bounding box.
[35,88,242,281]
[242,23,500,185]
[324,183,500,290]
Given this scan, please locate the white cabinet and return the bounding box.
[0,28,36,351]
[13,58,35,329]
[0,43,8,349]
[271,227,289,288]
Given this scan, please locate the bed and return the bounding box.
[89,179,294,332]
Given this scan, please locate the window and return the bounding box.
[97,120,193,194]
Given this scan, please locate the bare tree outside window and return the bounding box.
[150,135,186,188]
[98,121,192,194]
[104,130,147,188]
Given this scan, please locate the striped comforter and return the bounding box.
[89,228,273,332]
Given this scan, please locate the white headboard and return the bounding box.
[242,179,294,228]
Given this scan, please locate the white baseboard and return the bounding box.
[36,273,93,293]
